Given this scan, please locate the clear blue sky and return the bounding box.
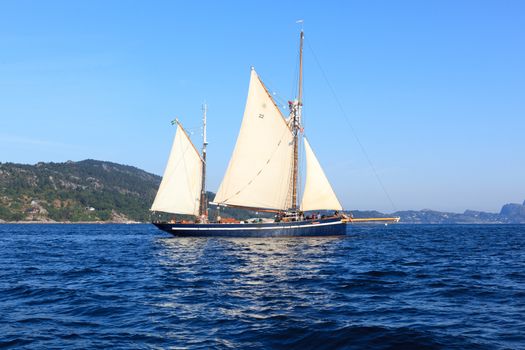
[1,0,524,213]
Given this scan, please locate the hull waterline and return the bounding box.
[153,217,346,237]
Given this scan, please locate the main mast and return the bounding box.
[291,30,304,210]
[199,104,208,220]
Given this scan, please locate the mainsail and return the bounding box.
[150,123,203,216]
[300,137,343,211]
[213,69,294,210]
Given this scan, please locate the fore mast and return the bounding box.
[290,30,304,211]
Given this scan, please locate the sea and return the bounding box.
[0,224,524,349]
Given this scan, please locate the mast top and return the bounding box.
[202,103,208,146]
[298,29,304,107]
[296,19,304,31]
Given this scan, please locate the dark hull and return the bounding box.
[153,217,346,237]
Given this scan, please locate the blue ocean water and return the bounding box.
[0,224,524,349]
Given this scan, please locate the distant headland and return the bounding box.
[0,160,524,224]
[351,203,525,224]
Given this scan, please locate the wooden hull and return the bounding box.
[153,217,346,237]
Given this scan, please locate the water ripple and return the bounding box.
[0,224,524,349]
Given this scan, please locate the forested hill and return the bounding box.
[0,160,160,222]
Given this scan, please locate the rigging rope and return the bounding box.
[305,38,398,212]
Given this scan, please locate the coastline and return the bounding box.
[0,220,143,224]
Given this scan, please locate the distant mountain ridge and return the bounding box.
[0,159,524,223]
[352,202,525,224]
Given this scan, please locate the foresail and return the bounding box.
[300,137,343,211]
[150,124,202,216]
[213,69,294,210]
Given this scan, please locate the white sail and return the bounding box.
[301,137,343,211]
[213,69,294,210]
[151,124,203,216]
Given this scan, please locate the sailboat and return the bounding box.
[151,30,348,237]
